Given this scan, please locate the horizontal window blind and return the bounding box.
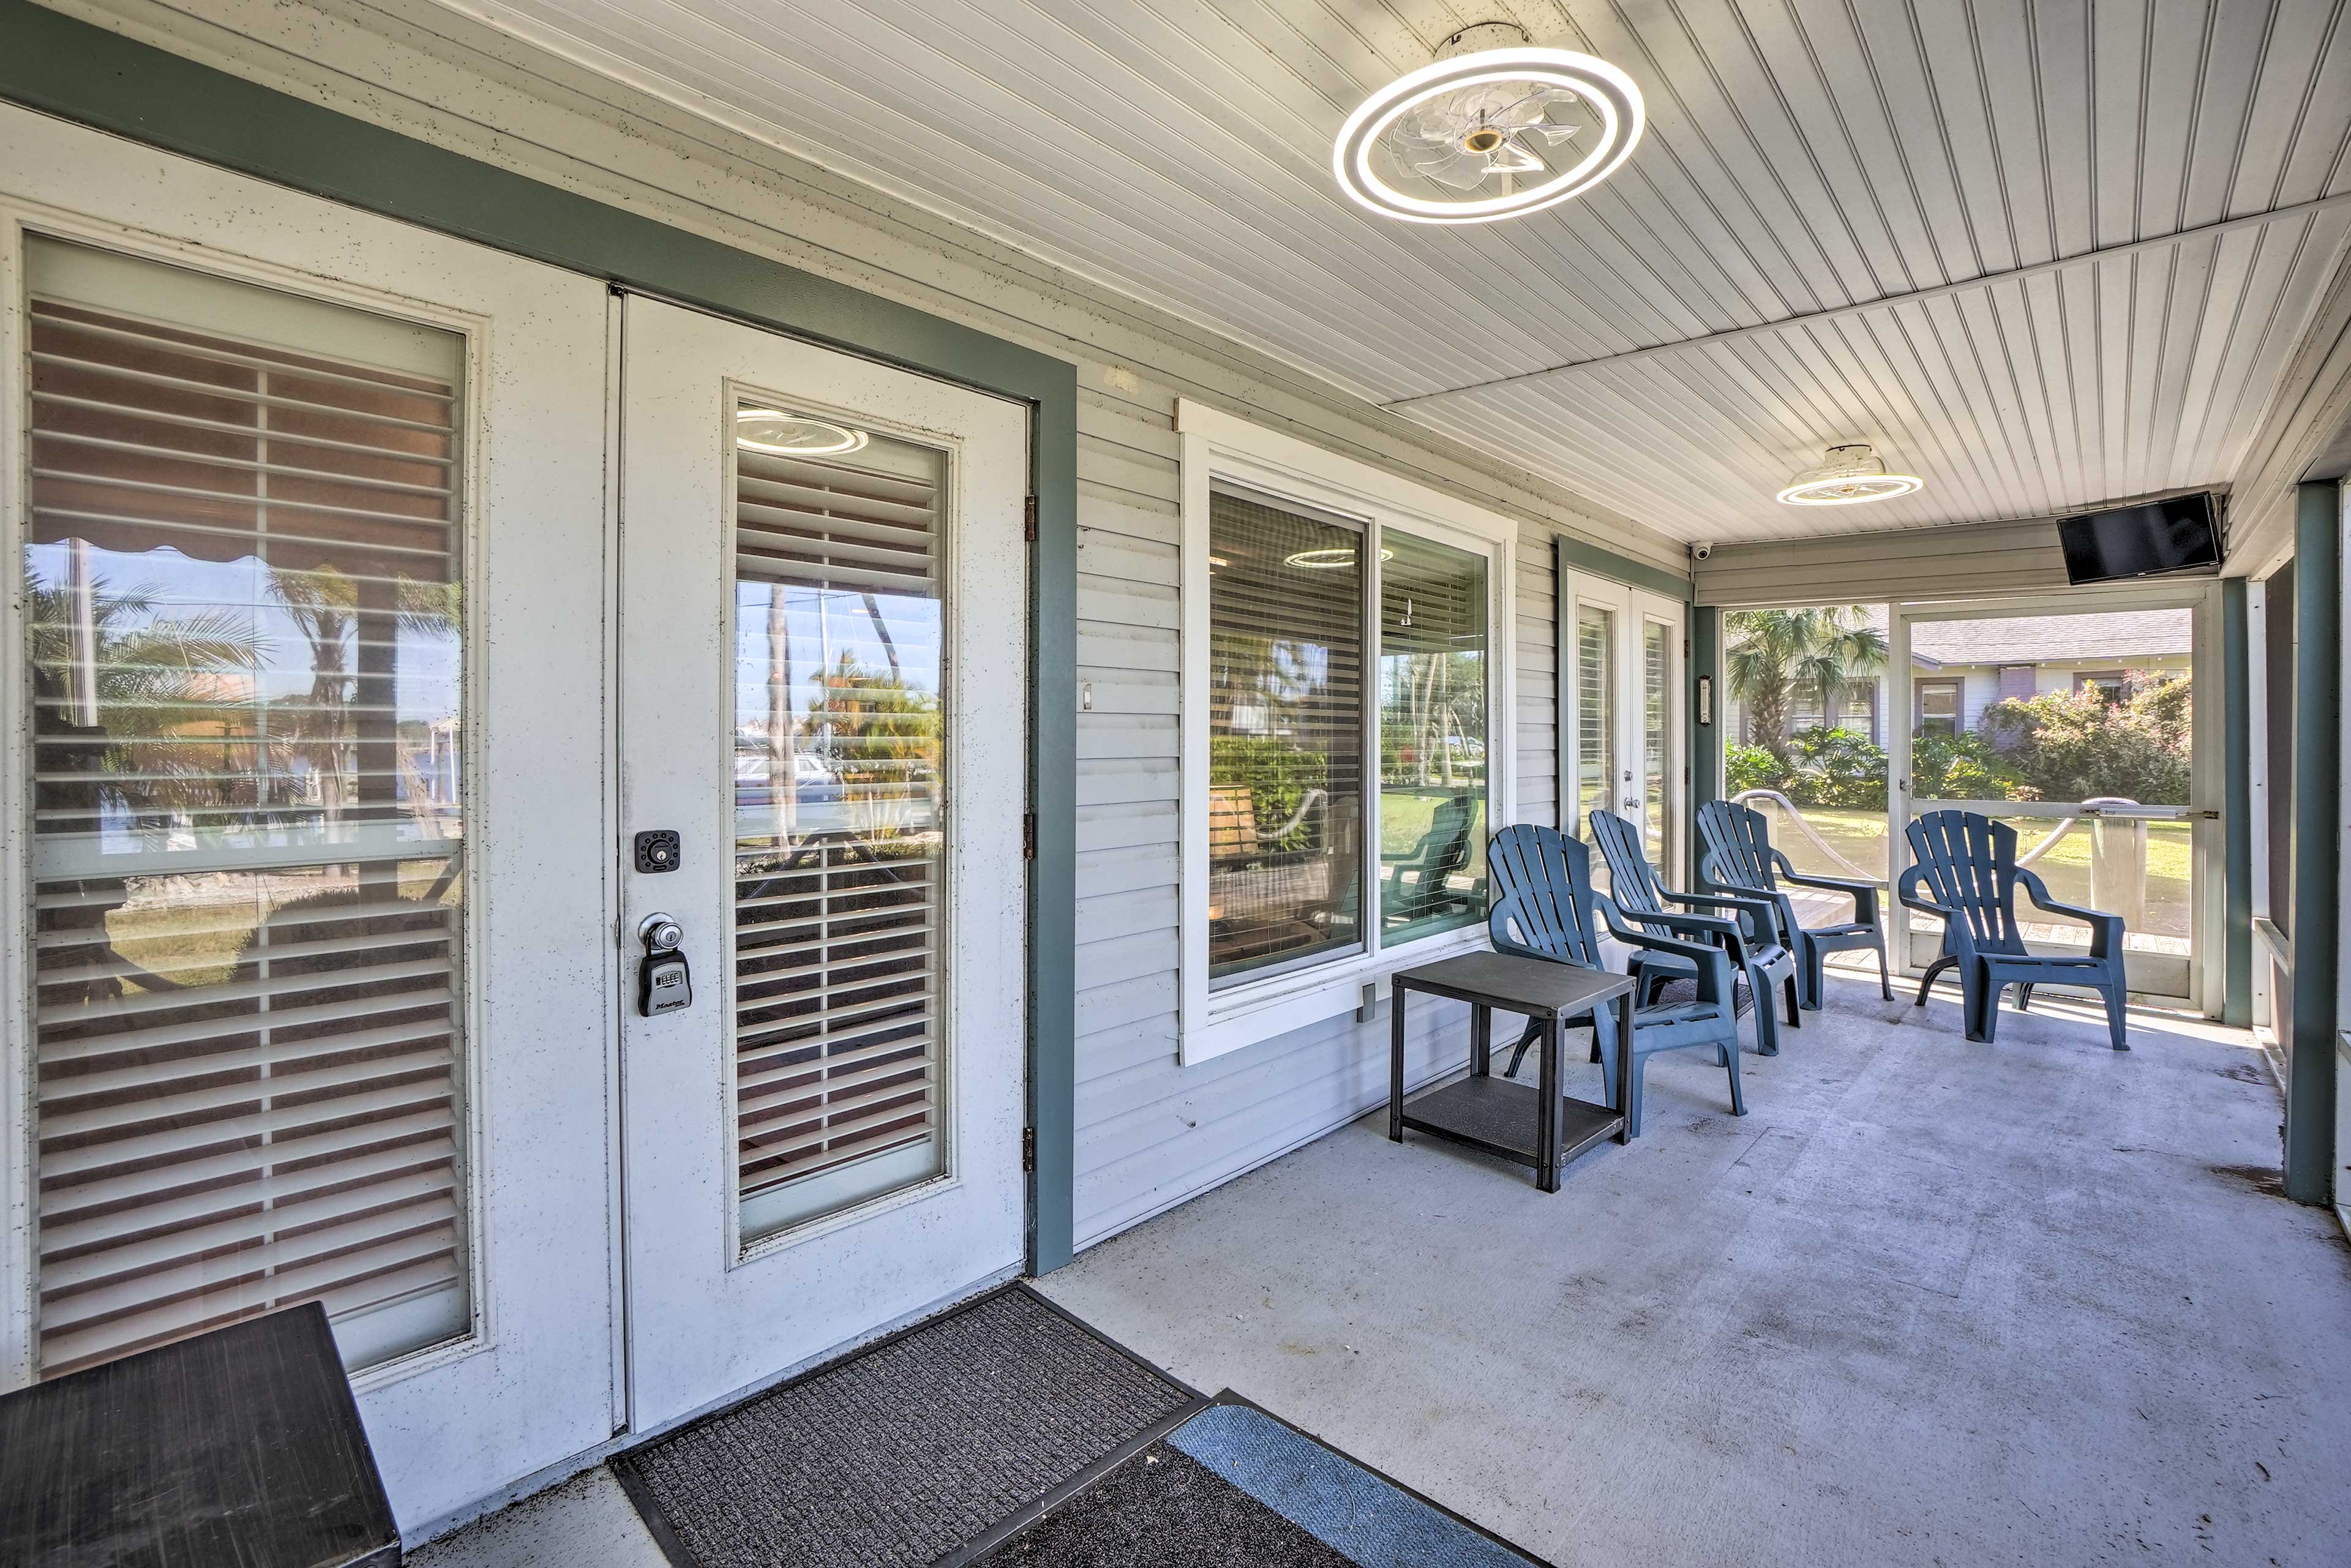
[731,409,946,1241]
[1205,487,1365,984]
[25,237,469,1377]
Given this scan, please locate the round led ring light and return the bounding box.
[1334,48,1644,225]
[736,408,869,457]
[1774,443,1924,506]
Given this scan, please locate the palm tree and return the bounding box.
[1725,607,1888,757]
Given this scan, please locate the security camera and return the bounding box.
[1690,541,1714,561]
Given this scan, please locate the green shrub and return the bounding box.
[1910,729,2031,801]
[1783,727,1888,811]
[1979,675,2190,805]
[1725,741,1780,797]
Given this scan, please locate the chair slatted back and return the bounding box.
[1697,800,1779,891]
[1905,809,2023,951]
[1588,808,1667,918]
[1487,823,1605,966]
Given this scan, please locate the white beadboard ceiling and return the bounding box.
[433,0,2351,545]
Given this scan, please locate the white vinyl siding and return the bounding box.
[23,236,470,1378]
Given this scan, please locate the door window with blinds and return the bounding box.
[21,237,470,1377]
[1204,484,1491,989]
[730,400,946,1242]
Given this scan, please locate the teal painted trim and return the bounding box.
[1689,606,1722,887]
[0,0,1080,1269]
[2286,482,2340,1206]
[1554,533,1693,602]
[2221,579,2253,1028]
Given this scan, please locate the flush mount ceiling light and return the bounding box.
[736,408,869,457]
[1333,21,1644,225]
[1775,443,1924,506]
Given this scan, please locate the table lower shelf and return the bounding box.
[1398,1074,1623,1171]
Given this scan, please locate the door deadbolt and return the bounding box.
[637,912,692,1017]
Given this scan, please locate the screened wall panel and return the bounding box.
[23,236,469,1377]
[730,407,947,1240]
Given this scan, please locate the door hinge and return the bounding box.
[1022,811,1037,860]
[1022,1126,1038,1172]
[1023,494,1039,542]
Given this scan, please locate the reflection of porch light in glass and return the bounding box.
[1208,555,1230,567]
[736,408,869,456]
[1284,546,1395,569]
[1775,443,1922,506]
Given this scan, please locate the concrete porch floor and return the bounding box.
[418,979,2351,1567]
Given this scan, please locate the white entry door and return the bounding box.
[616,297,1029,1430]
[0,107,618,1531]
[1562,576,1684,874]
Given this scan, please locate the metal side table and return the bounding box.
[1389,950,1637,1192]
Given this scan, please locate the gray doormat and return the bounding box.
[612,1285,1200,1568]
[975,1395,1554,1568]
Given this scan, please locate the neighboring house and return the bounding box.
[1728,608,2194,746]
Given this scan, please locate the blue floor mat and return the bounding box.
[1163,1400,1545,1568]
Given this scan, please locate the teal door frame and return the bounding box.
[0,0,1081,1270]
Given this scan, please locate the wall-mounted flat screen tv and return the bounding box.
[2058,492,2221,585]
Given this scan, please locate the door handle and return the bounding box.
[637,912,692,1016]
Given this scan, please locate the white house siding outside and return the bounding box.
[57,0,1688,1251]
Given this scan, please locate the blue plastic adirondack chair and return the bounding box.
[1697,798,1892,1008]
[1486,823,1746,1135]
[1897,809,2131,1050]
[1587,806,1801,1056]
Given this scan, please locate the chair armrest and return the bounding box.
[1662,888,1781,955]
[1597,899,1736,1001]
[2016,869,2126,955]
[1777,869,1882,924]
[1896,864,1951,918]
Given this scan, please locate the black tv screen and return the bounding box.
[2058,493,2221,585]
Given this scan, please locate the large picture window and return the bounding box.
[1180,403,1513,1065]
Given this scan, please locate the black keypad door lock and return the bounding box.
[637,912,692,1017]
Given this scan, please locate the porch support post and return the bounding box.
[2284,481,2341,1206]
[2221,578,2252,1027]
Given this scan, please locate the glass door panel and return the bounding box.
[1640,612,1678,870]
[1573,601,1616,835]
[22,237,471,1379]
[1894,602,2199,1000]
[730,409,947,1242]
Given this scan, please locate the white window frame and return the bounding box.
[1176,400,1516,1066]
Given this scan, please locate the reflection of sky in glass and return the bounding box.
[26,541,460,724]
[732,584,942,728]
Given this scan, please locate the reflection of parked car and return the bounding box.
[732,748,842,808]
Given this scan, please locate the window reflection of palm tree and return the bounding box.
[28,566,260,1005]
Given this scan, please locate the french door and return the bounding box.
[1561,573,1684,875]
[615,297,1029,1431]
[1,108,618,1528]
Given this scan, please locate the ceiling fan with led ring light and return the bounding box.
[1334,21,1646,225]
